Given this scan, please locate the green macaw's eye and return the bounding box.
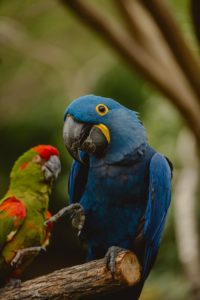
[96,104,109,116]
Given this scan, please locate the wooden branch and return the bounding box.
[0,250,141,300]
[115,0,192,82]
[140,0,200,102]
[60,0,175,96]
[59,0,200,144]
[115,0,200,136]
[116,0,170,68]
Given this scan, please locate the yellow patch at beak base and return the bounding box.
[94,124,110,143]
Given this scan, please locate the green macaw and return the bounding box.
[0,145,61,286]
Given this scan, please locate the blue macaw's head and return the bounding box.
[63,95,147,164]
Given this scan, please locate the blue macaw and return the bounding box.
[63,95,172,299]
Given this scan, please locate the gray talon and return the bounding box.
[44,204,85,236]
[6,278,21,288]
[11,246,45,268]
[71,207,85,231]
[105,246,124,276]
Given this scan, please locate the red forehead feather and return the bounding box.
[33,145,59,160]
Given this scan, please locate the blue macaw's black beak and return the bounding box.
[63,115,109,163]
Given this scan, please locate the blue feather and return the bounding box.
[68,152,89,204]
[142,153,172,278]
[64,95,172,299]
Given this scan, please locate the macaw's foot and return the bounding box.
[6,278,21,288]
[70,205,85,235]
[11,246,46,268]
[105,246,124,276]
[44,203,85,236]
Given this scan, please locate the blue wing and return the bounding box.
[68,152,89,204]
[142,153,172,278]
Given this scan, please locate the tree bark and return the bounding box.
[0,250,141,300]
[141,0,200,102]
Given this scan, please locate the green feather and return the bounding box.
[0,147,58,285]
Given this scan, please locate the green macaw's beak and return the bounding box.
[63,115,110,163]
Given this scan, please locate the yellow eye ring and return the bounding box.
[96,104,109,116]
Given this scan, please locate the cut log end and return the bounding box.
[115,250,141,286]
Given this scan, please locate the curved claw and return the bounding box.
[105,246,124,276]
[11,246,45,268]
[71,207,85,231]
[44,204,85,236]
[6,278,21,288]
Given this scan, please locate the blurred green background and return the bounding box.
[0,0,197,299]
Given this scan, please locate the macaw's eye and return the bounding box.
[96,104,109,116]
